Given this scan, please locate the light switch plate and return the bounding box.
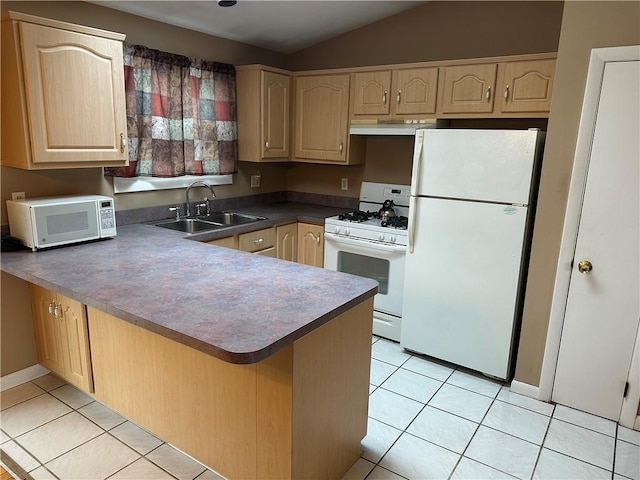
[341,178,348,191]
[12,192,25,200]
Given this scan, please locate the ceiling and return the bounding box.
[90,1,427,54]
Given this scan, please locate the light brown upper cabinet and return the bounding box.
[352,67,438,117]
[294,74,364,164]
[438,58,555,116]
[496,59,555,113]
[439,64,498,114]
[1,12,128,169]
[237,66,291,162]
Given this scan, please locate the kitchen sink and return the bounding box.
[197,212,267,226]
[154,218,224,233]
[154,212,266,233]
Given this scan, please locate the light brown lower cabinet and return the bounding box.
[276,223,297,262]
[87,298,373,479]
[29,283,93,392]
[207,223,298,262]
[297,223,324,267]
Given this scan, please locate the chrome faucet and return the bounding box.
[185,181,216,217]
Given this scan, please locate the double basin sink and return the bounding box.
[155,212,266,234]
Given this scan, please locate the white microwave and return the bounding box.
[6,194,116,251]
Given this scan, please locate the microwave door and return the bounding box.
[33,201,100,248]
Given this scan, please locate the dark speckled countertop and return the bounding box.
[1,202,377,364]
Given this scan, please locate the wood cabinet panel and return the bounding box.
[237,66,291,162]
[239,227,276,253]
[393,67,438,115]
[207,236,237,249]
[352,71,392,115]
[440,64,497,114]
[1,13,128,169]
[295,74,357,163]
[297,223,324,267]
[29,284,93,392]
[276,223,297,262]
[497,59,555,113]
[30,284,65,375]
[87,298,373,479]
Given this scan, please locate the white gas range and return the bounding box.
[324,182,410,341]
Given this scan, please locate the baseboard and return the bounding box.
[0,364,49,392]
[509,380,540,400]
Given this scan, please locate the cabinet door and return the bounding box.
[276,223,298,262]
[262,71,290,158]
[207,236,237,249]
[19,22,127,165]
[295,75,350,162]
[297,223,324,267]
[352,71,392,115]
[29,284,65,375]
[238,227,276,253]
[440,64,497,114]
[497,60,555,113]
[58,295,94,392]
[393,67,438,115]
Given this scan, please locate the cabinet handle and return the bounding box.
[339,142,344,154]
[382,90,387,105]
[253,238,264,245]
[504,85,510,101]
[397,91,401,104]
[48,302,55,316]
[486,86,492,101]
[316,234,321,244]
[120,133,126,153]
[264,139,269,151]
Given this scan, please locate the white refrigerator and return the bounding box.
[400,129,545,380]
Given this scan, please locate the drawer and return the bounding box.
[238,227,275,253]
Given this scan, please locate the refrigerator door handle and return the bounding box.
[410,130,425,197]
[408,195,417,254]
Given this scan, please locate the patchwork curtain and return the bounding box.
[105,44,238,177]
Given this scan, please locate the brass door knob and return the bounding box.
[578,260,593,274]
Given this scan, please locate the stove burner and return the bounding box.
[381,216,408,229]
[338,210,372,222]
[337,210,408,229]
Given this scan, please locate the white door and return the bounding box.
[552,59,640,420]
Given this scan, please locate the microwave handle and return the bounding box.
[324,232,406,254]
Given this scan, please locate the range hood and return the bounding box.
[349,119,437,136]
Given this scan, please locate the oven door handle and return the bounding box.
[324,232,407,254]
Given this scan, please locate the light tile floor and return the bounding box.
[1,336,639,480]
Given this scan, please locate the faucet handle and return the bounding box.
[168,206,181,220]
[195,202,207,216]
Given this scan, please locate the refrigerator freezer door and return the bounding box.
[414,129,540,205]
[400,197,528,379]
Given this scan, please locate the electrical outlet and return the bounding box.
[250,174,261,188]
[12,191,25,200]
[341,178,348,191]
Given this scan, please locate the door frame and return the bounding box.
[538,45,640,429]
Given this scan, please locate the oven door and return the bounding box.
[324,231,406,320]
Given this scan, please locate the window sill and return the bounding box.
[112,175,233,194]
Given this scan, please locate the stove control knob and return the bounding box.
[334,226,340,234]
[390,235,397,244]
[378,233,385,242]
[344,228,350,236]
